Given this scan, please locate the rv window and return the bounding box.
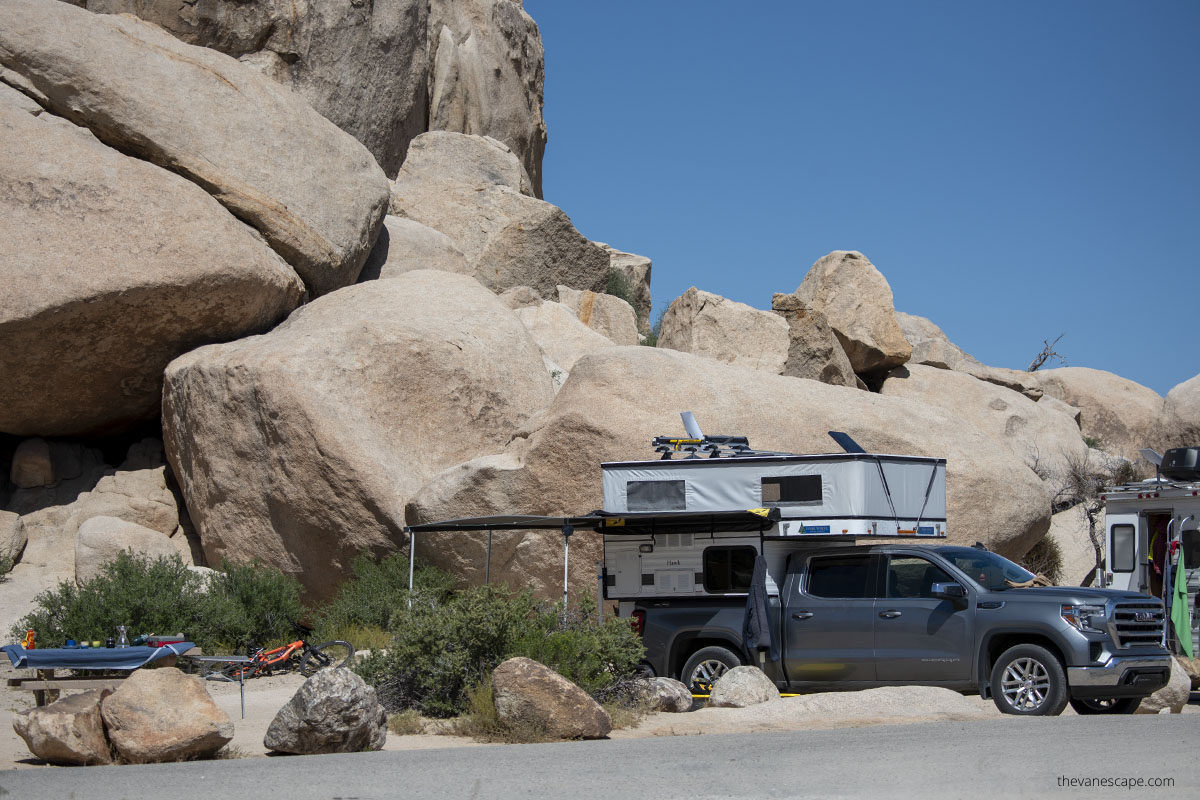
[1184,529,1200,570]
[703,546,757,593]
[806,555,872,599]
[626,480,686,511]
[761,475,821,504]
[1110,524,1135,573]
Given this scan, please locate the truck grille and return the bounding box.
[1110,601,1165,649]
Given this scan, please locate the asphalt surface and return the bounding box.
[2,715,1198,800]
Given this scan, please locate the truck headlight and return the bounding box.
[1062,604,1107,633]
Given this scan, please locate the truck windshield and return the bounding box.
[945,551,1036,590]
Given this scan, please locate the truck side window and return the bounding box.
[806,555,872,599]
[1110,524,1135,572]
[627,480,686,511]
[761,475,821,504]
[886,556,953,598]
[703,546,757,593]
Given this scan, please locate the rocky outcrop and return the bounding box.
[658,288,789,374]
[1023,368,1165,463]
[359,216,469,282]
[707,666,780,708]
[895,312,981,372]
[0,509,21,563]
[557,286,640,346]
[101,668,232,763]
[12,689,113,766]
[491,657,611,739]
[75,0,430,178]
[427,0,547,197]
[1162,373,1200,448]
[264,667,387,754]
[788,251,912,376]
[163,271,553,600]
[390,133,609,298]
[879,364,1090,482]
[1046,505,1100,587]
[596,243,653,333]
[0,0,390,297]
[0,99,305,437]
[75,516,183,584]
[514,301,616,372]
[771,294,859,387]
[407,347,1052,594]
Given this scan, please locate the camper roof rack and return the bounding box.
[652,435,782,460]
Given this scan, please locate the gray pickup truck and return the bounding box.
[633,543,1173,715]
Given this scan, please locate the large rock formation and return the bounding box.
[658,288,789,374]
[880,364,1090,483]
[596,243,653,334]
[1023,367,1165,463]
[0,99,305,437]
[264,667,387,754]
[1161,373,1200,448]
[12,689,113,766]
[359,216,469,282]
[0,0,390,297]
[788,251,912,376]
[556,286,640,346]
[407,347,1052,594]
[895,312,982,372]
[101,668,233,763]
[74,516,183,584]
[771,294,859,387]
[490,657,611,739]
[163,271,554,600]
[390,132,609,298]
[78,0,430,178]
[1047,505,1100,586]
[513,301,616,372]
[427,0,547,197]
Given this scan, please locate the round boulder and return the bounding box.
[707,666,780,708]
[491,657,611,739]
[264,667,387,754]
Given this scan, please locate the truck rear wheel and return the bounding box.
[1069,697,1141,714]
[681,646,742,695]
[989,644,1068,716]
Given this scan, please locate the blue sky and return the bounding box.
[524,0,1199,396]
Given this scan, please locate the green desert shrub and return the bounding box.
[357,585,644,718]
[10,552,304,651]
[604,268,636,307]
[314,552,454,642]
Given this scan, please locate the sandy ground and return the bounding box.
[2,660,1195,771]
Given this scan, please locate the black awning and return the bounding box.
[404,508,780,535]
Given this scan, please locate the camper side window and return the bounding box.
[1184,529,1200,570]
[626,480,686,511]
[761,475,821,504]
[703,546,756,593]
[1110,524,1135,572]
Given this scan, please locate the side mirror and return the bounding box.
[931,582,967,601]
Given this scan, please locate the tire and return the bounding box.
[1069,697,1141,715]
[299,640,355,677]
[989,644,1069,716]
[681,646,742,695]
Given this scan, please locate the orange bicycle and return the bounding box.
[221,623,354,679]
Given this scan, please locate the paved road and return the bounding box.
[2,715,1197,800]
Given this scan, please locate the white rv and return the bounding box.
[1102,446,1200,652]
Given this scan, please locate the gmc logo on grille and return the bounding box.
[1134,612,1155,622]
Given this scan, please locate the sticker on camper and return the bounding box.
[800,525,831,534]
[918,526,937,536]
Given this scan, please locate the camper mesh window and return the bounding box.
[761,475,821,504]
[703,547,756,593]
[1184,529,1200,570]
[806,555,872,598]
[626,480,686,511]
[1110,524,1135,573]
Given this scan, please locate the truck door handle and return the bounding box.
[791,611,814,620]
[879,610,902,619]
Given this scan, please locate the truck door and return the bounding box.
[783,553,878,684]
[874,554,972,683]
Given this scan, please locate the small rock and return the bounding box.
[1136,657,1191,714]
[101,667,232,763]
[12,689,113,766]
[264,667,387,754]
[491,656,611,739]
[707,666,781,708]
[635,677,692,713]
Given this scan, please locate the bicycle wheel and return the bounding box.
[299,641,355,676]
[220,660,260,680]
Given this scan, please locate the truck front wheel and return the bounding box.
[681,646,742,695]
[989,644,1068,716]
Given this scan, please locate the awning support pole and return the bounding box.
[407,528,415,610]
[485,529,493,586]
[596,561,605,624]
[562,523,574,622]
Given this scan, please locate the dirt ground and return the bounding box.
[2,660,1195,771]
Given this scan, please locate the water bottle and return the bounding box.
[116,626,129,648]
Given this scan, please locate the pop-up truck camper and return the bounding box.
[406,414,1173,715]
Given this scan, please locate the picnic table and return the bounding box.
[2,642,197,706]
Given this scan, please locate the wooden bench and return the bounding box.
[6,670,128,706]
